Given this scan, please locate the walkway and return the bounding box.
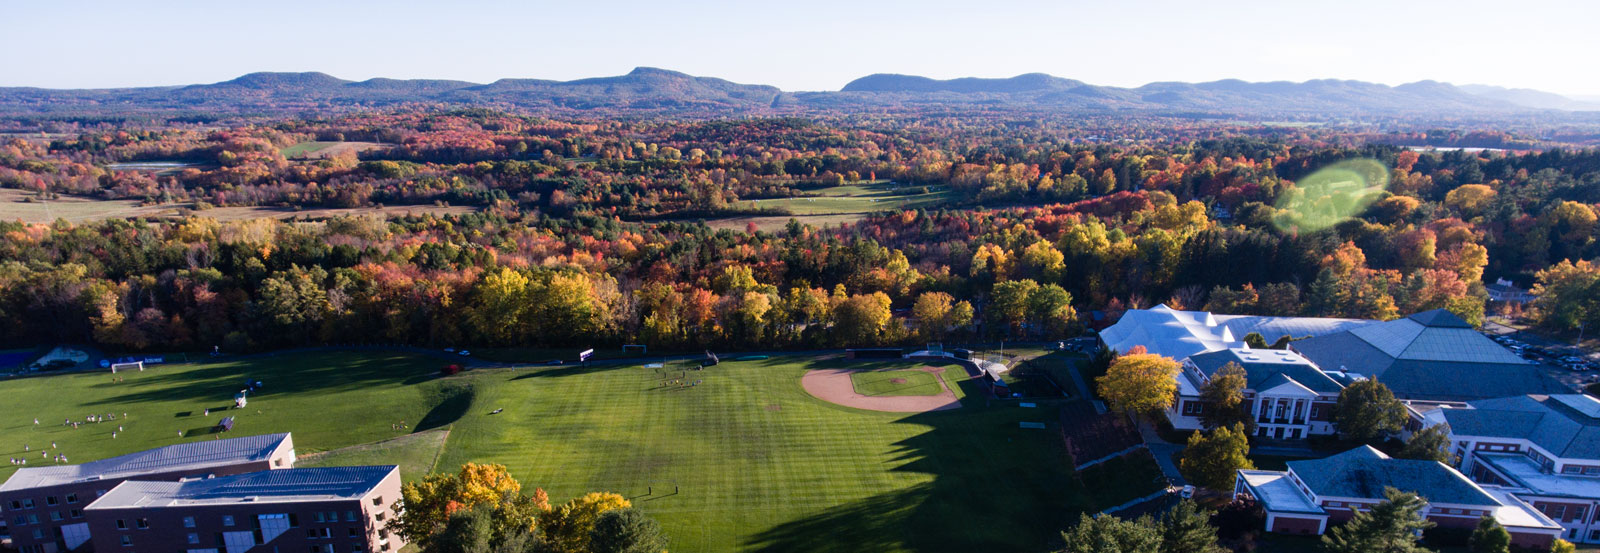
[1138,421,1187,486]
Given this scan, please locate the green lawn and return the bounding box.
[0,351,454,483]
[280,141,339,157]
[0,352,1148,553]
[743,182,953,215]
[850,369,944,396]
[301,429,450,484]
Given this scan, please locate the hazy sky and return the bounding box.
[5,0,1598,96]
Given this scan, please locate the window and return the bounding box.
[136,517,149,529]
[189,533,200,544]
[32,529,44,539]
[9,500,20,509]
[20,499,33,509]
[349,528,359,537]
[70,509,82,518]
[65,493,78,504]
[116,518,127,530]
[12,515,24,526]
[289,513,299,527]
[345,511,357,522]
[372,496,383,506]
[1563,466,1582,474]
[275,459,285,467]
[185,516,196,527]
[1550,505,1568,519]
[223,515,235,526]
[45,496,58,506]
[374,512,385,522]
[315,511,326,523]
[120,535,132,547]
[26,513,37,524]
[49,511,62,521]
[1587,467,1600,476]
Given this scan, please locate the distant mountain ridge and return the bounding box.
[1,68,1595,117]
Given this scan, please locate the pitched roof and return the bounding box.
[85,466,396,509]
[1100,305,1376,361]
[1188,348,1344,395]
[1443,395,1600,459]
[1287,446,1500,506]
[0,433,291,492]
[1292,311,1560,401]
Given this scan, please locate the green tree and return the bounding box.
[1532,259,1600,332]
[391,463,544,550]
[1334,379,1406,442]
[1096,352,1180,418]
[589,508,668,553]
[423,502,545,553]
[1322,488,1434,553]
[1398,424,1456,464]
[1467,515,1510,553]
[542,492,632,553]
[1180,423,1254,490]
[992,279,1040,336]
[1028,283,1077,336]
[1241,332,1268,349]
[1057,513,1161,553]
[1552,539,1577,553]
[1158,499,1226,553]
[1198,363,1254,433]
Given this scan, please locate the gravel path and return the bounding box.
[800,368,962,412]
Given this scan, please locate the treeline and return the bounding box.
[4,116,1600,351]
[6,110,1599,226]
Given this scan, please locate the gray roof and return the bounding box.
[0,433,291,492]
[1287,446,1500,506]
[1444,395,1600,459]
[1292,310,1561,401]
[1476,453,1600,500]
[85,466,396,509]
[1189,348,1344,395]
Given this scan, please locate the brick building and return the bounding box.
[1235,446,1563,549]
[1410,393,1600,543]
[1,433,295,553]
[81,466,403,553]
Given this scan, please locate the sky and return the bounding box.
[4,0,1599,97]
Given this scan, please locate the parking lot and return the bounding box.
[1485,324,1600,391]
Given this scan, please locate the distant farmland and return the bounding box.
[0,188,479,223]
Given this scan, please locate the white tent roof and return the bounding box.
[1100,305,1376,361]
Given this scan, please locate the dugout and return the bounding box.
[847,348,904,359]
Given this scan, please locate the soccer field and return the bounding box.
[0,351,1154,553]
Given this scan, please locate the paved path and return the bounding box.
[800,367,962,412]
[1139,421,1187,486]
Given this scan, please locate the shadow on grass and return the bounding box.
[743,356,1118,553]
[98,352,444,406]
[415,382,475,432]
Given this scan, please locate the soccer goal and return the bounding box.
[623,344,648,355]
[110,361,144,373]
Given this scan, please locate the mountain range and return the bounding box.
[3,67,1596,118]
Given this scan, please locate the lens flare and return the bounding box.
[1272,158,1389,233]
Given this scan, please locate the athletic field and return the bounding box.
[0,351,1158,553]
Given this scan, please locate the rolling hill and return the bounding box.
[2,68,1596,119]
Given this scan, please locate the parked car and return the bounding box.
[458,350,471,356]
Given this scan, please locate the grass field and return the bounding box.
[0,188,479,223]
[850,369,944,396]
[281,141,387,159]
[301,428,450,484]
[0,351,1157,553]
[0,351,453,483]
[742,182,952,216]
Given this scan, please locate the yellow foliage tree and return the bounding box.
[542,492,633,553]
[1096,353,1180,418]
